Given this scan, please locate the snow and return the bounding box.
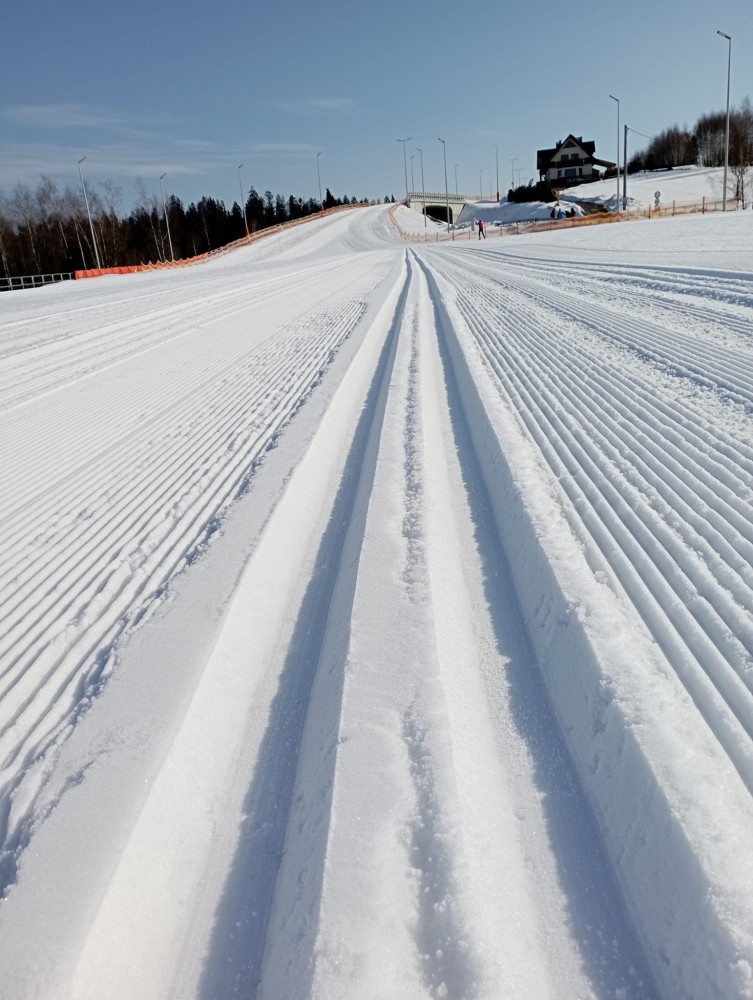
[561,164,742,211]
[1,204,753,998]
[440,166,746,229]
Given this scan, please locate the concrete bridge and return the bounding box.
[406,191,482,225]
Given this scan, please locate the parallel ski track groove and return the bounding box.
[0,259,349,410]
[469,252,753,407]
[0,292,367,808]
[424,251,753,790]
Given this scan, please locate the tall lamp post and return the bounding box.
[438,138,450,232]
[410,154,415,196]
[454,163,459,196]
[159,173,175,261]
[609,94,620,212]
[316,151,323,213]
[622,125,653,211]
[508,157,518,188]
[77,156,101,270]
[238,163,249,237]
[396,136,412,203]
[494,144,499,201]
[717,30,732,211]
[415,146,427,229]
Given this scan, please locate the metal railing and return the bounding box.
[0,271,74,292]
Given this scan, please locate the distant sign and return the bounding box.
[654,190,661,206]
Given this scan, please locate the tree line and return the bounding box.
[0,178,378,279]
[627,97,753,203]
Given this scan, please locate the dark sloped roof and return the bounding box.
[537,134,597,171]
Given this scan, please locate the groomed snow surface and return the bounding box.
[1,204,753,999]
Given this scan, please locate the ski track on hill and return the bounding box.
[1,206,753,999]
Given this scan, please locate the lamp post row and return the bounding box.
[79,34,737,272]
[75,152,328,268]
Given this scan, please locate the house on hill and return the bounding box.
[537,134,614,187]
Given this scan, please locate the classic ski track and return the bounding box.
[423,248,753,788]
[0,251,392,853]
[260,252,653,999]
[63,244,409,1000]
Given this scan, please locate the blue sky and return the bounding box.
[2,0,751,212]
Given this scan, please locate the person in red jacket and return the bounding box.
[478,218,485,239]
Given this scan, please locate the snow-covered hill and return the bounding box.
[1,206,753,999]
[449,165,747,228]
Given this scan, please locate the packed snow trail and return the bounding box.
[0,217,396,888]
[1,206,753,998]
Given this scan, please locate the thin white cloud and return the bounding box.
[2,103,174,131]
[268,97,355,116]
[251,142,320,156]
[0,135,327,195]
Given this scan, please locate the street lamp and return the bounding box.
[609,94,620,212]
[454,163,459,196]
[494,144,499,201]
[77,156,102,270]
[410,154,415,196]
[396,136,412,203]
[508,157,518,188]
[717,30,732,211]
[438,137,450,232]
[415,146,426,229]
[238,163,249,237]
[159,172,175,261]
[623,125,653,211]
[316,151,323,213]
